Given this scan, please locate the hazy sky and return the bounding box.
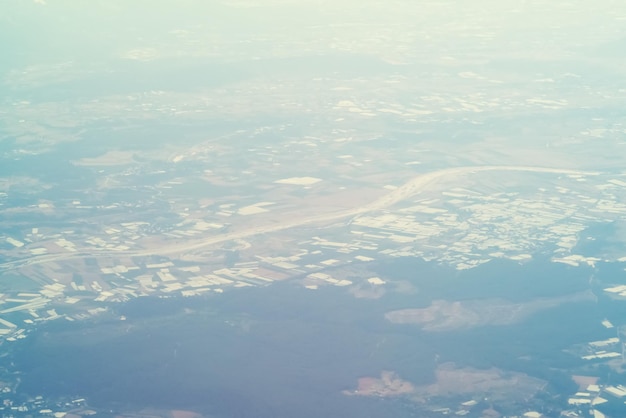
[3,0,625,71]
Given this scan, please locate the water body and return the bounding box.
[11,257,615,417]
[14,285,427,418]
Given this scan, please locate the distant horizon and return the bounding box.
[2,0,626,417]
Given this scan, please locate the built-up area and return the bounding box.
[2,165,626,416]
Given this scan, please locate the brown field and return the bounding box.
[252,267,291,281]
[344,371,415,397]
[411,362,546,402]
[73,150,137,166]
[170,410,203,418]
[386,291,596,331]
[572,375,598,390]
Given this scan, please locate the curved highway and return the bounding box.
[0,165,599,272]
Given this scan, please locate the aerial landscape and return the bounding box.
[2,0,626,417]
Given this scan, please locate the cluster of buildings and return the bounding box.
[429,402,545,418]
[0,235,391,343]
[560,319,626,416]
[0,393,90,418]
[2,141,626,417]
[1,166,626,343]
[348,176,626,271]
[564,383,626,418]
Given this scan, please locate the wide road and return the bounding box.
[0,165,599,272]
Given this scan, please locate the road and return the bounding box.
[0,165,599,272]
